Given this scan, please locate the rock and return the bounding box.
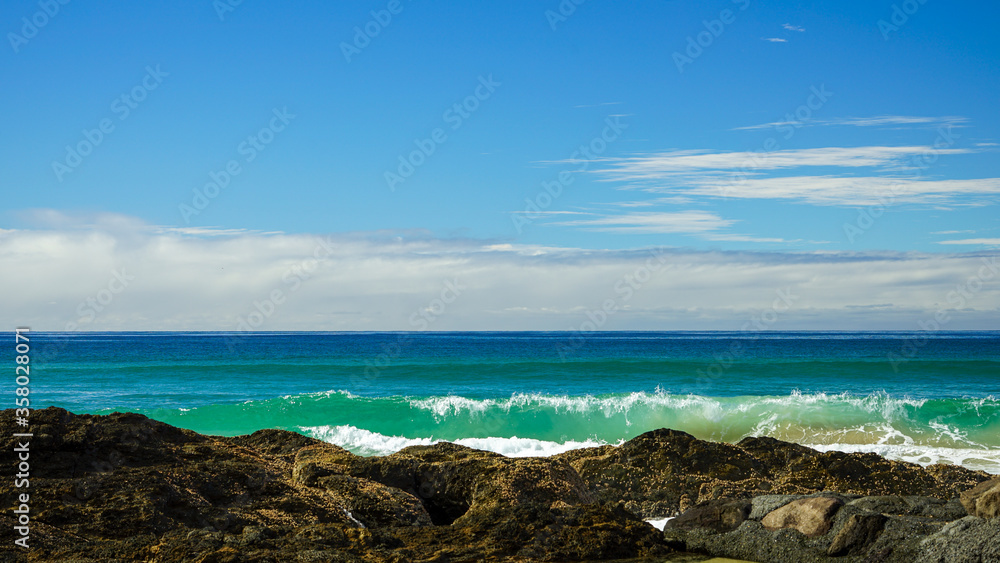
[3,408,995,562]
[761,496,843,537]
[915,516,1000,563]
[665,498,751,533]
[555,428,768,518]
[959,476,1000,518]
[558,428,992,519]
[847,495,967,521]
[750,494,805,520]
[827,512,887,556]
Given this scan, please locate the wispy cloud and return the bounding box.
[683,177,1000,207]
[763,37,787,43]
[545,210,792,243]
[589,146,972,180]
[733,115,969,132]
[783,23,805,32]
[937,238,1000,246]
[580,145,998,208]
[551,210,734,234]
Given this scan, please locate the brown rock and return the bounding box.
[827,512,887,556]
[960,477,1000,518]
[761,496,843,537]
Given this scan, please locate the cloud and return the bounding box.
[689,176,1000,207]
[732,115,968,132]
[763,37,787,43]
[783,23,805,32]
[3,214,997,331]
[590,146,971,180]
[550,210,735,234]
[582,145,999,207]
[546,210,793,243]
[937,238,1000,246]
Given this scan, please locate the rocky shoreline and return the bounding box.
[2,408,998,562]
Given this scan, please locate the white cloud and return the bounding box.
[583,145,998,207]
[783,23,805,32]
[546,210,792,243]
[591,146,971,181]
[763,37,787,43]
[2,215,998,331]
[937,239,1000,246]
[551,210,735,234]
[733,115,968,132]
[688,176,1000,207]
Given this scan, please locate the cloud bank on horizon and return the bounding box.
[2,2,998,330]
[1,214,998,331]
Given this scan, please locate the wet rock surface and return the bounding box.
[1,408,996,562]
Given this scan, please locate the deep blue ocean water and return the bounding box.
[11,331,1000,472]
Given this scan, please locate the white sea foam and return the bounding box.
[301,424,613,458]
[645,517,674,531]
[801,442,1000,474]
[300,424,1000,475]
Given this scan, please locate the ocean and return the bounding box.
[17,331,1000,473]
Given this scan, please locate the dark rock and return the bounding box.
[827,512,887,556]
[555,428,769,518]
[665,498,751,533]
[915,516,1000,562]
[846,494,966,521]
[2,409,994,562]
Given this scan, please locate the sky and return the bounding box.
[1,0,998,330]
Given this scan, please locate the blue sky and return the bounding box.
[2,0,998,330]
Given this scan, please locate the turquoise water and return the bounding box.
[14,331,1000,472]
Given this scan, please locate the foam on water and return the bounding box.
[301,424,614,458]
[107,388,1000,474]
[645,517,674,531]
[300,426,1000,474]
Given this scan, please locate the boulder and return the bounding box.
[915,516,1000,562]
[959,476,1000,519]
[826,512,887,556]
[665,499,751,533]
[761,496,843,537]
